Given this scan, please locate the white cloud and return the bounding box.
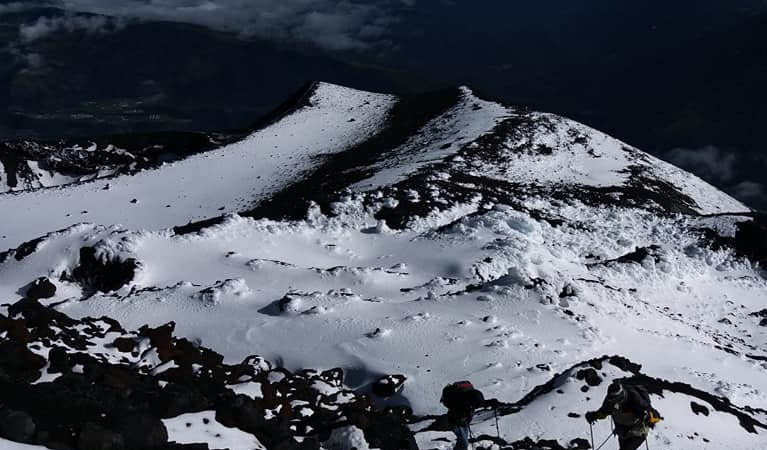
[662,146,738,183]
[19,14,128,42]
[731,180,765,200]
[0,2,38,14]
[45,0,414,51]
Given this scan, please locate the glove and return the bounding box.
[585,411,598,423]
[647,410,662,427]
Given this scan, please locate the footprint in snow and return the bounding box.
[366,328,391,339]
[485,339,508,348]
[405,313,430,321]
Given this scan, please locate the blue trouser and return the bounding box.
[453,424,470,450]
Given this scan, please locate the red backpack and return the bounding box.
[441,381,483,409]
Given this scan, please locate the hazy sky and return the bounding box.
[4,0,766,54]
[8,1,763,48]
[5,0,415,50]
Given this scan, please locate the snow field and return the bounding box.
[0,83,764,450]
[0,83,396,250]
[2,195,765,450]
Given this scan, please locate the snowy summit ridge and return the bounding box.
[0,82,766,450]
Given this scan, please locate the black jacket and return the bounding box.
[442,387,484,427]
[596,386,651,433]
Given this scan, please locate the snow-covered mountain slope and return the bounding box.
[1,82,766,450]
[0,83,396,250]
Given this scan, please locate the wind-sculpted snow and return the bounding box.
[0,83,765,450]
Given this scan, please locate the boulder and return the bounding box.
[575,368,602,387]
[48,346,74,374]
[69,246,139,292]
[77,422,125,450]
[0,409,36,443]
[372,374,407,397]
[114,414,168,449]
[25,277,57,299]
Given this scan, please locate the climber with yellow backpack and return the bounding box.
[585,382,662,450]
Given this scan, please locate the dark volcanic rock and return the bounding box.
[750,309,767,327]
[77,422,125,450]
[111,337,137,353]
[0,409,36,443]
[734,215,767,267]
[372,374,407,398]
[0,298,415,450]
[588,245,663,268]
[115,414,168,449]
[48,346,74,374]
[24,277,57,299]
[0,339,46,383]
[691,401,710,416]
[341,404,418,450]
[68,246,139,292]
[575,368,602,387]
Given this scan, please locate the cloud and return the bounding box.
[662,146,766,210]
[662,146,738,183]
[18,14,128,42]
[45,0,414,51]
[731,180,766,201]
[0,2,38,14]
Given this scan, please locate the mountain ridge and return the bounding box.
[0,82,766,450]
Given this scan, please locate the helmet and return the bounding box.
[606,382,627,404]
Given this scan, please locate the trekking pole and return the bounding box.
[494,406,501,439]
[589,422,595,450]
[593,432,613,450]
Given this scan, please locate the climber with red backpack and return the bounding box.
[585,382,662,450]
[440,381,486,450]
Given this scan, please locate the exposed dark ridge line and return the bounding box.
[0,225,82,264]
[0,82,322,196]
[0,81,320,152]
[415,354,766,437]
[237,81,320,133]
[173,215,230,236]
[174,87,462,235]
[240,87,461,220]
[503,356,629,413]
[414,355,615,425]
[697,211,760,218]
[585,245,663,268]
[624,374,767,434]
[370,111,716,232]
[508,355,767,433]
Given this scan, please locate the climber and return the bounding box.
[440,381,485,450]
[585,382,662,450]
